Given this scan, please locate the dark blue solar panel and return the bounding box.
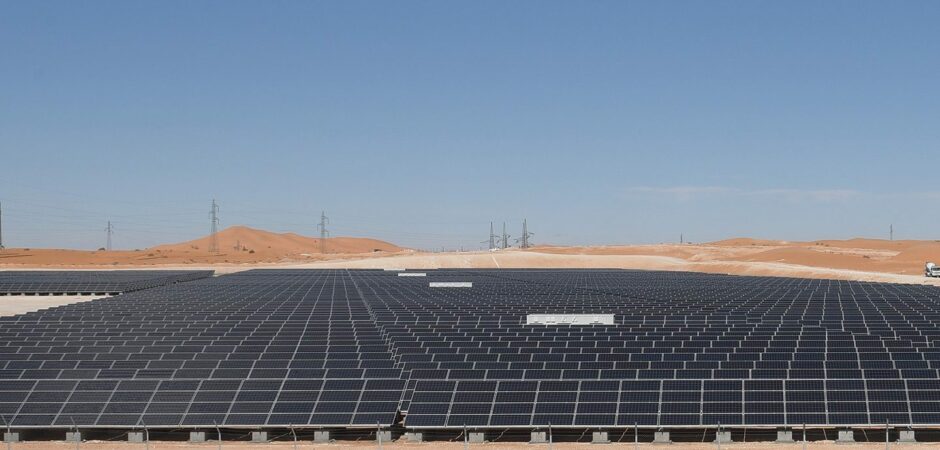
[4,268,940,430]
[0,270,402,427]
[0,270,213,295]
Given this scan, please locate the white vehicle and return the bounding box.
[927,262,940,278]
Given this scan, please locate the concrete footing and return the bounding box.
[714,430,731,443]
[0,426,922,445]
[654,431,671,444]
[898,430,916,443]
[836,429,855,444]
[530,431,548,443]
[404,432,424,442]
[314,431,331,443]
[251,431,268,442]
[9,425,936,445]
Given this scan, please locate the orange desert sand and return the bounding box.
[0,226,405,266]
[0,227,939,286]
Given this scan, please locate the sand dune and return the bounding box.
[2,231,939,285]
[153,225,403,257]
[0,226,405,267]
[535,238,940,277]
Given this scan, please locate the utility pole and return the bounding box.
[318,211,330,253]
[0,201,4,250]
[105,221,114,251]
[209,199,220,254]
[501,222,510,249]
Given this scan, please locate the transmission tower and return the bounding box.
[481,222,500,250]
[105,221,114,251]
[318,211,330,253]
[489,222,496,250]
[0,201,4,250]
[501,222,510,249]
[890,224,894,241]
[516,219,534,249]
[209,199,220,253]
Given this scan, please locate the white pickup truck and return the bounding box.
[927,262,940,278]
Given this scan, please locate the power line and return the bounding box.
[209,199,220,253]
[318,211,330,253]
[105,220,114,251]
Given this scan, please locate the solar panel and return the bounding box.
[3,268,940,432]
[0,269,402,428]
[346,269,940,429]
[0,270,213,295]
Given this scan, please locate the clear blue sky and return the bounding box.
[2,1,938,250]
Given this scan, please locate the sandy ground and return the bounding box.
[2,231,940,286]
[0,226,405,267]
[4,440,936,449]
[0,295,106,317]
[284,250,940,286]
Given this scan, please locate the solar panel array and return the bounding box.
[2,268,940,431]
[350,269,940,429]
[0,270,214,295]
[0,270,402,428]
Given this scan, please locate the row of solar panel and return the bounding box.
[0,369,402,379]
[7,412,396,427]
[409,378,940,391]
[0,378,404,391]
[8,361,937,373]
[406,413,935,427]
[400,360,940,369]
[403,370,940,380]
[0,271,214,294]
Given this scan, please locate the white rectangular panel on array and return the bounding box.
[526,314,616,325]
[397,273,426,277]
[429,282,473,288]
